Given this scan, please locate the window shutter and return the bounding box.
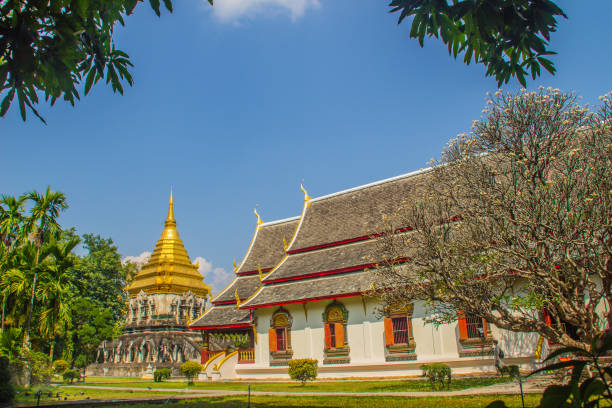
[268,328,277,352]
[324,323,331,348]
[482,318,488,337]
[335,323,345,348]
[457,312,468,340]
[384,317,394,345]
[543,309,552,326]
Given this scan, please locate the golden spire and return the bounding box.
[126,190,211,298]
[167,187,175,224]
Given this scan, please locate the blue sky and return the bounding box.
[1,0,611,294]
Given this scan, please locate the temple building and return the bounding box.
[190,171,539,379]
[88,191,211,377]
[189,213,298,379]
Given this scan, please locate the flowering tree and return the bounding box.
[372,88,612,349]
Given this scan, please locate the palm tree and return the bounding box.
[0,194,26,251]
[37,237,80,361]
[0,195,26,333]
[22,186,68,348]
[0,243,47,329]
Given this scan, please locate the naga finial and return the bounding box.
[233,259,237,272]
[254,206,263,226]
[258,264,264,281]
[300,181,311,202]
[283,236,288,251]
[234,289,242,308]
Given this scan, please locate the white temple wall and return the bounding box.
[242,297,539,379]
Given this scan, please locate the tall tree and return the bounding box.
[373,88,612,349]
[389,0,567,86]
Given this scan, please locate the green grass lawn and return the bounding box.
[14,385,176,406]
[82,376,512,393]
[91,394,542,408]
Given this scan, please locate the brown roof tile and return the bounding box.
[212,275,262,304]
[190,304,250,328]
[236,217,299,274]
[288,170,431,251]
[263,238,379,282]
[241,271,372,309]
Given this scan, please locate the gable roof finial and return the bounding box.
[254,206,264,226]
[300,181,311,202]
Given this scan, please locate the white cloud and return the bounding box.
[122,251,152,267]
[193,256,234,297]
[212,0,320,23]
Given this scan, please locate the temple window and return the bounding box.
[457,312,494,357]
[268,308,293,366]
[383,303,416,361]
[323,302,350,364]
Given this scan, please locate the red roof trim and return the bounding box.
[263,258,409,284]
[189,323,251,330]
[212,300,236,306]
[241,292,362,310]
[287,227,414,254]
[236,267,272,277]
[264,263,376,284]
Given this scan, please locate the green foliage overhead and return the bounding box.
[288,359,318,385]
[0,0,212,123]
[180,361,202,385]
[389,0,567,86]
[421,363,451,390]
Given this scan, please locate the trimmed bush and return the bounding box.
[180,361,202,385]
[0,356,15,404]
[288,359,318,385]
[421,363,451,390]
[25,351,53,385]
[154,368,171,382]
[62,369,80,384]
[52,359,69,375]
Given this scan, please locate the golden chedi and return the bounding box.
[126,190,210,297]
[88,191,210,378]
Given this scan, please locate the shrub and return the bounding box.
[25,351,53,385]
[421,363,451,390]
[62,369,80,384]
[179,361,202,385]
[0,356,15,404]
[288,359,318,385]
[52,360,69,375]
[154,368,171,382]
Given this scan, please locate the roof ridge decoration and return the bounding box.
[126,189,211,298]
[254,206,264,226]
[284,182,313,253]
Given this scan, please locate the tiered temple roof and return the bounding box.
[190,215,299,329]
[240,169,431,309]
[126,191,211,298]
